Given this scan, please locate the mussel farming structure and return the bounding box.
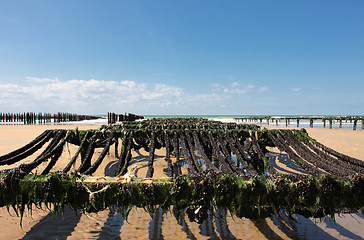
[0,112,100,124]
[234,116,364,130]
[107,112,144,124]
[0,118,364,225]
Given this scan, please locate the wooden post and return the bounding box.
[323,119,326,128]
[353,120,357,130]
[329,119,333,129]
[362,119,364,130]
[297,119,299,127]
[339,119,342,128]
[310,119,313,128]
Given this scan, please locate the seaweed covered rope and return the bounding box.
[0,118,364,224]
[0,171,363,223]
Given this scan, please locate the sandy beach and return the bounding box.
[1,124,364,239]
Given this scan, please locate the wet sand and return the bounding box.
[0,125,364,239]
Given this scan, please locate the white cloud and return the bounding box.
[26,77,58,83]
[259,86,268,92]
[292,88,302,92]
[0,78,228,114]
[247,84,255,89]
[214,82,258,95]
[211,83,223,92]
[0,77,276,114]
[231,82,239,87]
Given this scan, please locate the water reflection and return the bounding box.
[18,207,364,239]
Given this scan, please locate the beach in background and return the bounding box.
[0,120,364,239]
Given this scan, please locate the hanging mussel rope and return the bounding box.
[115,131,134,176]
[0,118,363,224]
[164,130,173,177]
[171,131,182,176]
[146,131,156,178]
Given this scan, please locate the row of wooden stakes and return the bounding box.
[234,116,364,130]
[107,112,144,124]
[0,112,100,124]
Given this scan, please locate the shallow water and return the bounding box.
[16,206,364,240]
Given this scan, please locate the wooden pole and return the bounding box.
[353,120,357,130]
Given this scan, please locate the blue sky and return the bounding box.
[0,0,363,115]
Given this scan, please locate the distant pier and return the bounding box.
[233,116,364,130]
